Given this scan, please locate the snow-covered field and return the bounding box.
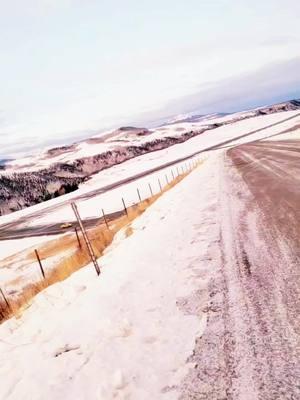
[1,104,300,399]
[1,109,300,230]
[1,109,300,294]
[0,155,220,400]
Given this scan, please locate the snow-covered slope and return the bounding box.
[0,156,220,400]
[1,100,300,399]
[1,107,300,309]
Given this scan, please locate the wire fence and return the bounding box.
[0,158,202,321]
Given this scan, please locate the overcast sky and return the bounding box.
[0,0,300,158]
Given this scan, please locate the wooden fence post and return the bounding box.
[165,174,169,185]
[158,178,162,192]
[171,170,175,180]
[122,198,128,217]
[71,203,100,276]
[75,227,82,247]
[0,287,11,312]
[137,188,142,203]
[102,208,109,229]
[35,249,45,279]
[148,183,153,197]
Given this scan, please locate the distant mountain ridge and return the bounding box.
[254,99,300,115]
[160,113,227,126]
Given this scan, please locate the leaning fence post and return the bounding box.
[122,197,128,217]
[0,287,11,312]
[165,174,169,185]
[148,183,153,197]
[137,188,142,203]
[35,249,45,279]
[75,227,82,248]
[71,202,101,276]
[102,208,109,229]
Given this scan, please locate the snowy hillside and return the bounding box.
[1,99,300,216]
[0,156,219,400]
[5,99,300,173]
[1,98,300,399]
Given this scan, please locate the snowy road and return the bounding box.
[181,140,300,399]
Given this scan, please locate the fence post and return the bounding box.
[0,287,11,312]
[137,188,142,203]
[102,208,109,229]
[75,227,82,247]
[171,170,175,180]
[35,249,45,279]
[71,202,100,276]
[122,197,128,217]
[176,166,179,176]
[148,183,153,197]
[165,174,169,185]
[158,178,162,192]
